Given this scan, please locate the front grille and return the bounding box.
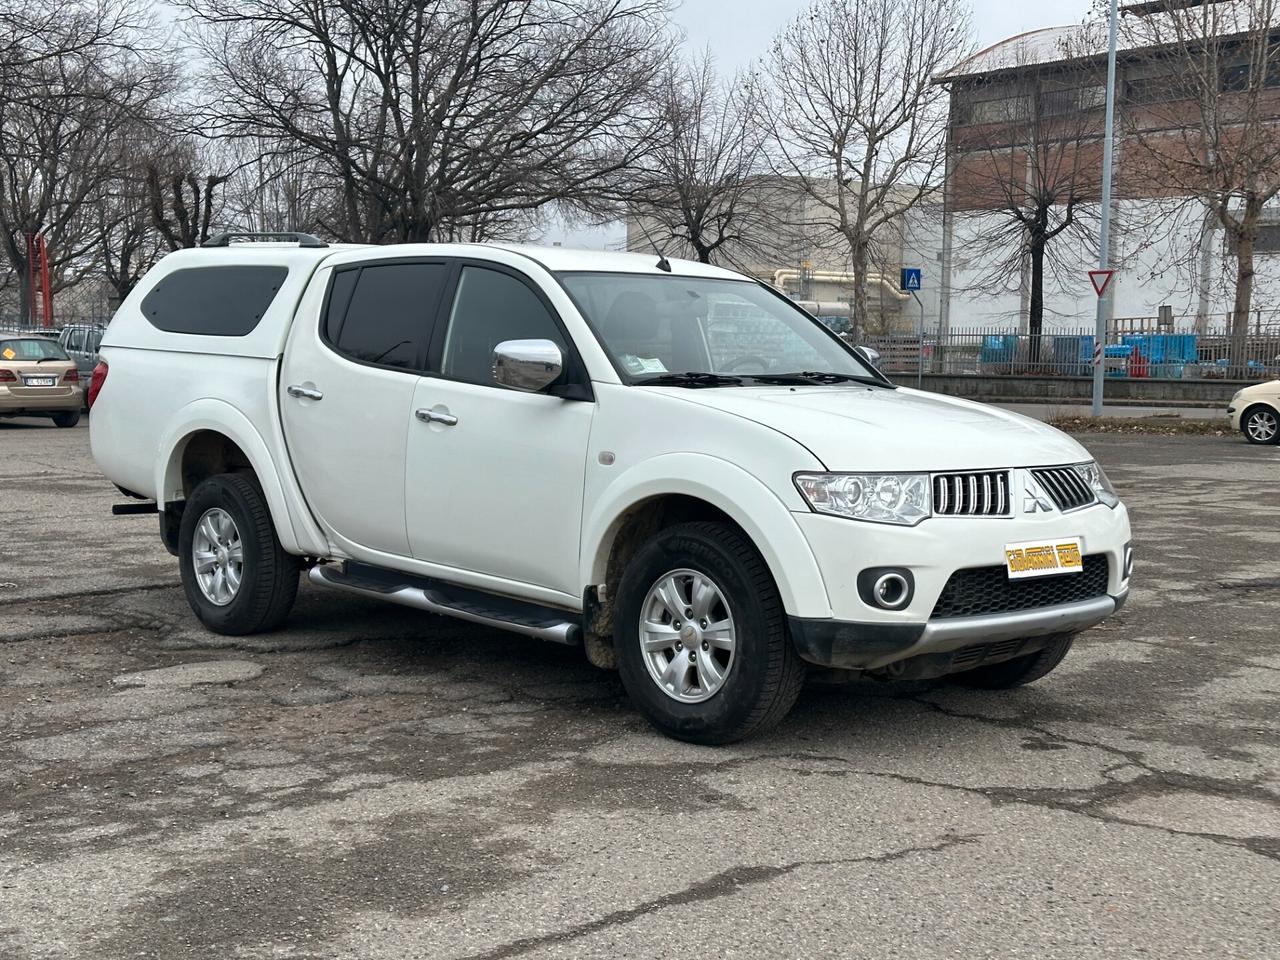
[931,555,1110,619]
[1031,466,1095,511]
[932,471,1010,517]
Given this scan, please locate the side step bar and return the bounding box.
[308,562,582,646]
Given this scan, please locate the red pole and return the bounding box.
[38,236,52,328]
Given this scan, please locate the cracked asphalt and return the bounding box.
[1,417,1278,959]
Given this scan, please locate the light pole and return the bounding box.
[1092,0,1120,416]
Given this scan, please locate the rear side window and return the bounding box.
[140,266,288,336]
[325,263,448,371]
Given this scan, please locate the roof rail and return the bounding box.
[202,231,329,249]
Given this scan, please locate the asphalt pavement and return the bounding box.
[1,417,1278,959]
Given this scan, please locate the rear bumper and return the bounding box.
[789,591,1127,671]
[0,386,83,413]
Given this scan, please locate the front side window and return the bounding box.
[0,338,69,361]
[439,266,565,386]
[556,273,880,384]
[326,262,448,371]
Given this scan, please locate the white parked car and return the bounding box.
[1227,379,1280,444]
[90,234,1133,743]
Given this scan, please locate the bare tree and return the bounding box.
[180,0,673,244]
[628,52,778,266]
[0,0,171,320]
[944,42,1104,353]
[764,0,971,329]
[1119,0,1280,368]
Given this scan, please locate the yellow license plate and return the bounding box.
[1004,538,1083,580]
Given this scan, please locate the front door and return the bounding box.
[405,263,594,600]
[280,260,449,558]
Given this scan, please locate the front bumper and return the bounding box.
[790,591,1127,671]
[789,496,1132,670]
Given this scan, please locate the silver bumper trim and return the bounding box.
[866,593,1121,669]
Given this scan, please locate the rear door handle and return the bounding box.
[415,408,458,426]
[287,385,323,401]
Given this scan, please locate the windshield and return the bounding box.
[0,338,68,361]
[555,273,883,385]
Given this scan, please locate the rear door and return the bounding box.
[404,262,594,599]
[280,260,449,559]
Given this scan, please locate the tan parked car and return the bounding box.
[0,334,83,427]
[1228,380,1280,445]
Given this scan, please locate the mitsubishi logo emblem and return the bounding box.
[1023,479,1053,514]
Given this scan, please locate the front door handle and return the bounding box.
[415,408,458,426]
[287,384,323,401]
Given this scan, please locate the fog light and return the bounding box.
[1123,543,1134,580]
[857,567,915,610]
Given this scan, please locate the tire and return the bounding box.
[178,473,300,635]
[614,521,805,745]
[948,634,1074,689]
[52,410,80,428]
[1240,404,1279,445]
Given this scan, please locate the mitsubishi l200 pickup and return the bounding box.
[90,233,1133,743]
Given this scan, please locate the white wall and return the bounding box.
[943,198,1280,333]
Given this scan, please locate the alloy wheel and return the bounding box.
[192,507,244,606]
[639,568,736,703]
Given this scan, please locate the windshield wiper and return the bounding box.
[36,356,63,363]
[634,371,744,388]
[749,371,885,386]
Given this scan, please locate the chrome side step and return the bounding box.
[308,563,581,646]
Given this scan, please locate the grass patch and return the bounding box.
[1047,415,1229,437]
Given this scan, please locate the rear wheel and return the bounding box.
[178,473,300,635]
[1241,405,1279,445]
[948,634,1074,689]
[51,410,80,428]
[614,521,804,744]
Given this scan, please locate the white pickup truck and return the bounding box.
[90,233,1133,743]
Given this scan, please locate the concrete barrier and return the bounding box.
[895,373,1253,407]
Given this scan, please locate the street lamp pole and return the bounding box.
[1092,0,1120,416]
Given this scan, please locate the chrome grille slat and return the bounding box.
[1031,467,1095,512]
[931,471,1011,518]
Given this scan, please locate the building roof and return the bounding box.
[938,1,1280,83]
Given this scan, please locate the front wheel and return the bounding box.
[1241,405,1279,445]
[614,521,805,744]
[948,634,1074,689]
[178,473,300,635]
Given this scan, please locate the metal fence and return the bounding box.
[857,327,1280,383]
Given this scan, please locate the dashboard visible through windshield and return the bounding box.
[555,272,886,387]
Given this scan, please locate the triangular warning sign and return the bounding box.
[1089,269,1115,298]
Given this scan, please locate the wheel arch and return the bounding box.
[582,454,832,631]
[155,399,324,556]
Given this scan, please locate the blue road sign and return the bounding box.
[901,268,922,292]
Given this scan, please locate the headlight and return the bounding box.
[795,473,931,525]
[1073,461,1119,508]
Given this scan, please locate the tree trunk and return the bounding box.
[1229,199,1261,375]
[850,240,870,334]
[16,263,32,326]
[1028,233,1045,365]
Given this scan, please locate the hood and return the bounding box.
[655,385,1090,472]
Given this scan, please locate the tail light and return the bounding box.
[87,361,108,410]
[64,368,80,383]
[0,369,14,382]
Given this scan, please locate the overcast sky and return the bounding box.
[547,0,1096,247]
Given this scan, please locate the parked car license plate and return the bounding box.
[1005,537,1083,579]
[24,376,56,387]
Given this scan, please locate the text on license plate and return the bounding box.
[1005,537,1083,579]
[24,376,56,387]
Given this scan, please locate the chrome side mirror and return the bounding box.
[493,339,563,392]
